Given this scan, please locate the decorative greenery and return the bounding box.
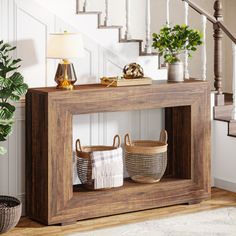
[0,40,28,155]
[152,24,203,64]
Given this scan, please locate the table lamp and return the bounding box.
[47,32,84,90]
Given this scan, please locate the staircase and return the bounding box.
[32,0,168,80]
[75,0,236,125]
[214,94,236,137]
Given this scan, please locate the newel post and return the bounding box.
[213,0,224,105]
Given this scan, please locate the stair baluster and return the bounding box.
[166,0,170,26]
[76,0,79,14]
[125,0,131,39]
[201,15,207,81]
[144,0,152,54]
[104,0,110,26]
[214,0,224,105]
[232,43,236,120]
[83,0,87,12]
[184,1,190,79]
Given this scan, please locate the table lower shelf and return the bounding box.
[73,177,191,193]
[44,177,209,225]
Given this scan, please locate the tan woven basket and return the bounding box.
[124,130,168,184]
[0,196,22,234]
[76,135,121,190]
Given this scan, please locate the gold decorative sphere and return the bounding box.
[123,63,144,79]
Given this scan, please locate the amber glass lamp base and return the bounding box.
[54,61,77,90]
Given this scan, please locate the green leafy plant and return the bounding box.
[0,40,28,155]
[152,24,203,64]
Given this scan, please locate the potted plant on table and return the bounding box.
[0,40,28,234]
[152,24,203,82]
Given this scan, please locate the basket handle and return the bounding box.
[159,130,168,144]
[124,133,131,146]
[76,139,83,152]
[113,135,121,148]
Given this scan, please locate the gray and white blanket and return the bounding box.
[91,147,123,189]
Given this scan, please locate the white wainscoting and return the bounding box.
[0,0,164,215]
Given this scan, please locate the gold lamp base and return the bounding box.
[55,59,77,90]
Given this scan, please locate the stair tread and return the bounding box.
[140,52,159,56]
[99,25,123,29]
[119,39,143,43]
[214,103,233,121]
[213,100,236,137]
[214,116,232,122]
[77,11,102,15]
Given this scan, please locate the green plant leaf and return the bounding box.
[152,24,203,64]
[0,108,14,120]
[0,40,28,154]
[0,103,15,113]
[0,76,13,87]
[0,88,12,99]
[0,119,14,125]
[9,94,20,101]
[0,124,12,137]
[9,72,24,85]
[12,83,28,97]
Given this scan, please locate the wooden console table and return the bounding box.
[26,80,211,225]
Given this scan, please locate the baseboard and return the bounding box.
[17,194,26,216]
[214,178,236,193]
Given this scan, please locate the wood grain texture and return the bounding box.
[165,106,191,179]
[4,188,235,236]
[26,80,211,225]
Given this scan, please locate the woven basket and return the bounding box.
[76,135,121,190]
[0,196,22,234]
[124,130,168,184]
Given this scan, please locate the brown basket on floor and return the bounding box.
[76,135,121,190]
[0,196,22,234]
[124,130,168,184]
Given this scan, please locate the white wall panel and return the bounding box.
[16,8,47,87]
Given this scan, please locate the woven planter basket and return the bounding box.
[0,196,22,234]
[76,135,121,190]
[124,130,168,184]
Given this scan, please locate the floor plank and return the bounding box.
[4,188,236,236]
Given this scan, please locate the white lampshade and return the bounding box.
[47,33,85,59]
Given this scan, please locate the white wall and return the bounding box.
[213,121,236,192]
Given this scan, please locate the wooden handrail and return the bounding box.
[182,0,236,44]
[217,22,236,44]
[182,0,216,24]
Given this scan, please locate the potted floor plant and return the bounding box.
[0,40,28,234]
[152,25,203,82]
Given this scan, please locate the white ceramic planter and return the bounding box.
[168,61,184,82]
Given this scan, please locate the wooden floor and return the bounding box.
[5,188,236,236]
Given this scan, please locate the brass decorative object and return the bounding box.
[54,59,77,90]
[123,63,144,79]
